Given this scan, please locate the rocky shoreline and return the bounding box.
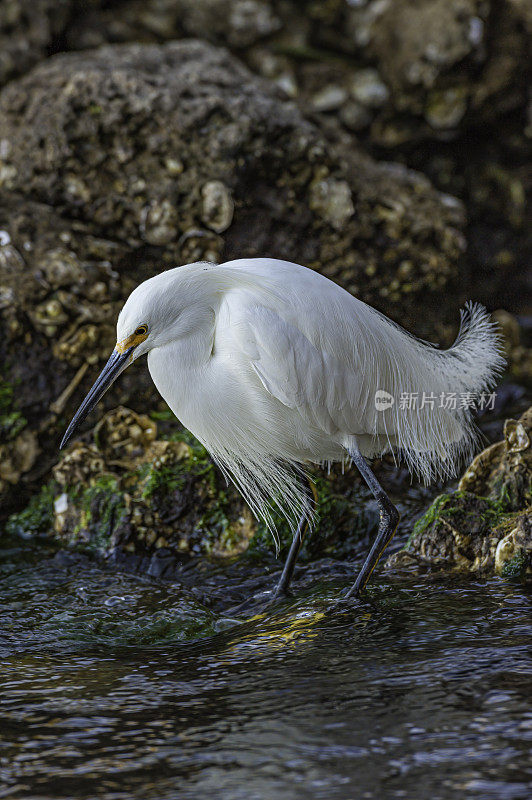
[389,407,532,578]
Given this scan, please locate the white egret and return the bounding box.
[61,258,504,602]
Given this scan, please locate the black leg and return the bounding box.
[225,475,317,616]
[271,475,317,601]
[344,446,399,599]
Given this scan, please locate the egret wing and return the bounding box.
[233,303,352,434]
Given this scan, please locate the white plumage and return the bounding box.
[111,258,504,533]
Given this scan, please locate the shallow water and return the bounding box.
[1,532,531,800]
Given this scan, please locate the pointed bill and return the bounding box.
[60,347,133,449]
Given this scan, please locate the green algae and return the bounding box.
[139,429,215,496]
[407,493,452,546]
[407,489,515,550]
[500,552,528,578]
[140,461,185,499]
[72,474,127,551]
[5,482,55,538]
[0,373,27,443]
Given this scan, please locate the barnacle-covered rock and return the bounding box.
[8,404,379,571]
[307,0,528,141]
[201,181,234,234]
[0,0,75,87]
[49,407,253,559]
[29,297,69,336]
[0,195,160,514]
[41,248,85,288]
[140,200,179,246]
[0,429,39,492]
[93,407,157,464]
[349,69,389,111]
[99,1,523,305]
[424,87,469,131]
[0,371,38,496]
[459,410,532,509]
[494,512,531,577]
[311,85,348,113]
[0,40,466,322]
[66,0,282,52]
[309,176,354,231]
[52,324,107,367]
[389,407,532,577]
[52,442,106,488]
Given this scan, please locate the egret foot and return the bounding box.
[226,586,293,617]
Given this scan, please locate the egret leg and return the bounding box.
[271,476,317,601]
[225,476,316,615]
[345,446,400,599]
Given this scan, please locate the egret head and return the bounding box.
[60,264,212,449]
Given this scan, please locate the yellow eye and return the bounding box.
[135,324,148,336]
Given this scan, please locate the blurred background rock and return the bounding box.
[0,0,529,573]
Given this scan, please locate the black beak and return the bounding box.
[60,347,133,449]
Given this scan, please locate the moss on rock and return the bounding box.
[5,482,56,538]
[0,373,27,442]
[7,404,378,572]
[390,407,532,576]
[49,407,252,559]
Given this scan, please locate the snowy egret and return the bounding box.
[61,258,504,602]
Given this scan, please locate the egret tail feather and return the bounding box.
[350,301,505,485]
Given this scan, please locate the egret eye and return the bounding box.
[135,324,148,336]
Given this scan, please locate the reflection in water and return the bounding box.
[1,534,531,800]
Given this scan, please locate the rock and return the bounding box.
[0,428,39,488]
[492,311,532,387]
[424,87,469,131]
[66,0,282,51]
[494,515,531,577]
[93,406,157,462]
[389,407,532,577]
[339,101,373,132]
[0,0,74,87]
[50,0,529,146]
[459,412,532,507]
[140,200,179,246]
[0,195,154,514]
[309,177,354,230]
[201,181,234,234]
[338,0,527,138]
[0,40,469,516]
[7,405,379,565]
[349,69,389,110]
[311,85,348,113]
[49,407,254,559]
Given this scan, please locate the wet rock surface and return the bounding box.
[389,407,532,577]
